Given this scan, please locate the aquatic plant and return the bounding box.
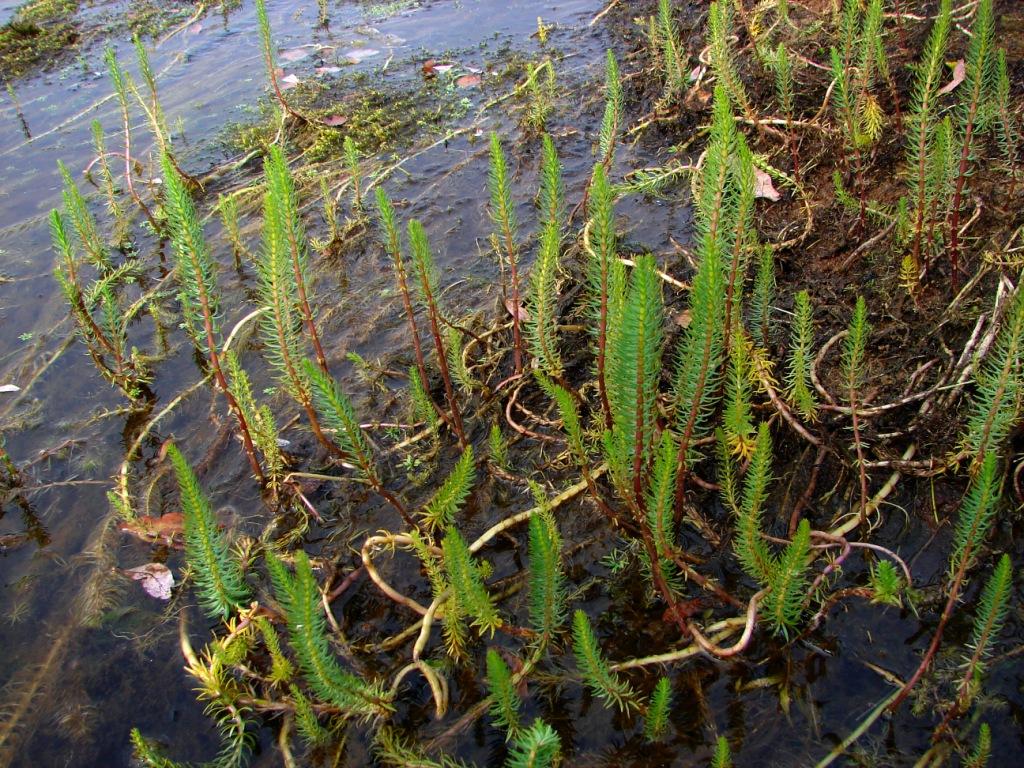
[162,152,264,481]
[646,0,687,106]
[51,192,149,403]
[598,49,622,167]
[485,648,521,739]
[489,131,524,373]
[167,444,250,620]
[785,290,817,421]
[572,610,638,712]
[525,134,564,380]
[267,550,392,716]
[946,0,997,282]
[643,677,672,742]
[906,0,951,275]
[36,3,1024,764]
[409,219,467,447]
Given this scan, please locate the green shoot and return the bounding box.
[505,720,561,768]
[489,131,524,373]
[572,610,638,712]
[486,648,521,739]
[167,444,250,620]
[442,527,502,636]
[644,677,672,742]
[785,291,817,421]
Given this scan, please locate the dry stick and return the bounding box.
[813,687,904,768]
[759,369,821,446]
[684,590,763,658]
[609,618,747,671]
[670,551,742,608]
[505,382,559,443]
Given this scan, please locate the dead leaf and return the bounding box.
[280,74,301,90]
[322,114,347,126]
[280,48,311,63]
[316,66,342,76]
[504,298,529,322]
[456,74,482,88]
[343,48,380,64]
[494,647,529,696]
[126,563,174,600]
[937,59,966,96]
[672,309,692,328]
[754,168,781,202]
[118,513,185,546]
[433,64,454,74]
[422,59,437,77]
[0,533,30,552]
[0,384,19,393]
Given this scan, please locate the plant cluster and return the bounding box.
[31,1,1024,766]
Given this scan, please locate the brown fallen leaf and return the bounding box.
[504,297,530,322]
[343,48,380,64]
[422,59,437,77]
[280,48,311,63]
[280,74,301,90]
[0,533,30,552]
[125,563,174,600]
[494,647,529,697]
[672,309,692,328]
[456,74,482,88]
[323,114,347,126]
[118,513,185,546]
[754,168,781,202]
[937,59,966,96]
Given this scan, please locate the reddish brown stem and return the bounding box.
[414,262,466,448]
[850,391,869,526]
[282,206,329,373]
[202,309,264,484]
[500,221,524,375]
[889,500,989,712]
[948,114,980,291]
[388,233,431,396]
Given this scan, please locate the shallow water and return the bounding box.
[2,0,1024,766]
[0,1,616,764]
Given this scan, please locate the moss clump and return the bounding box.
[310,87,427,159]
[0,0,79,78]
[123,0,210,39]
[225,81,448,162]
